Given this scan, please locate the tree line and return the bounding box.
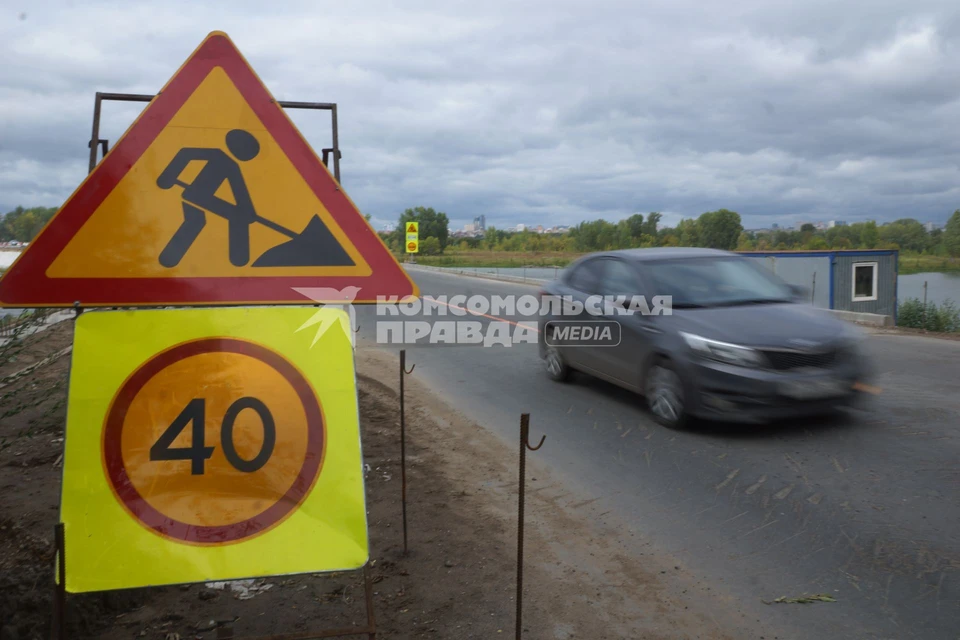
[6,202,960,259]
[388,206,960,257]
[0,206,57,243]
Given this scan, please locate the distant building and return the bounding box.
[515,224,526,232]
[827,220,847,228]
[473,215,486,231]
[739,249,899,324]
[464,223,475,232]
[925,222,941,232]
[771,223,780,230]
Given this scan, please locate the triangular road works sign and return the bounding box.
[0,31,418,306]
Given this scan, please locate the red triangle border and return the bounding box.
[0,33,418,306]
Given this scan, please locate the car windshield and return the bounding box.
[645,257,794,307]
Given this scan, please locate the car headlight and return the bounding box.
[680,332,767,368]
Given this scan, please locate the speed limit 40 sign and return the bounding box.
[60,306,367,593]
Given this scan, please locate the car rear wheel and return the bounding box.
[646,360,687,429]
[544,346,571,382]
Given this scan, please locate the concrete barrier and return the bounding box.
[827,309,895,327]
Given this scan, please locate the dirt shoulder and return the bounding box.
[0,322,746,640]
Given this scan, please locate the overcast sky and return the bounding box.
[3,0,960,231]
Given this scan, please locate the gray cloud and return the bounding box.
[3,0,960,232]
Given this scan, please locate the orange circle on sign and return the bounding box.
[102,338,325,545]
[407,242,416,250]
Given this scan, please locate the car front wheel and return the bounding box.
[645,360,687,429]
[544,346,571,382]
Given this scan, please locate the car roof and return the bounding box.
[574,247,736,263]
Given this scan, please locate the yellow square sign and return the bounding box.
[60,306,368,593]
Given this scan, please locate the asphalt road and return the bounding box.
[356,268,959,640]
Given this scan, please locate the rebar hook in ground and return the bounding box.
[525,433,546,451]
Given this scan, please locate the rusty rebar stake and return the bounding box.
[363,563,378,639]
[516,413,544,640]
[399,350,415,554]
[51,523,65,640]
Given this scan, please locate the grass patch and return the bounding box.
[895,254,960,275]
[898,298,960,332]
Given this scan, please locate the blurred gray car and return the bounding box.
[537,248,871,428]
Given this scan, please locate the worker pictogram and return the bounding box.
[157,129,353,269]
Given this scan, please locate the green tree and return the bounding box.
[698,209,743,250]
[858,220,879,248]
[625,214,646,240]
[395,206,450,253]
[800,223,816,233]
[676,219,700,246]
[0,206,57,242]
[944,210,960,257]
[419,236,441,255]
[642,212,662,237]
[879,218,927,253]
[660,233,680,247]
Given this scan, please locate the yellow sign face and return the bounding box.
[405,222,419,253]
[61,306,367,593]
[49,67,370,280]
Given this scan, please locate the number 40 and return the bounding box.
[149,397,276,475]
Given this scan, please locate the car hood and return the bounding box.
[668,302,851,349]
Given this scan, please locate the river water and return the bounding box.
[897,272,960,306]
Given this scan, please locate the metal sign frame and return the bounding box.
[88,91,342,183]
[48,90,378,640]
